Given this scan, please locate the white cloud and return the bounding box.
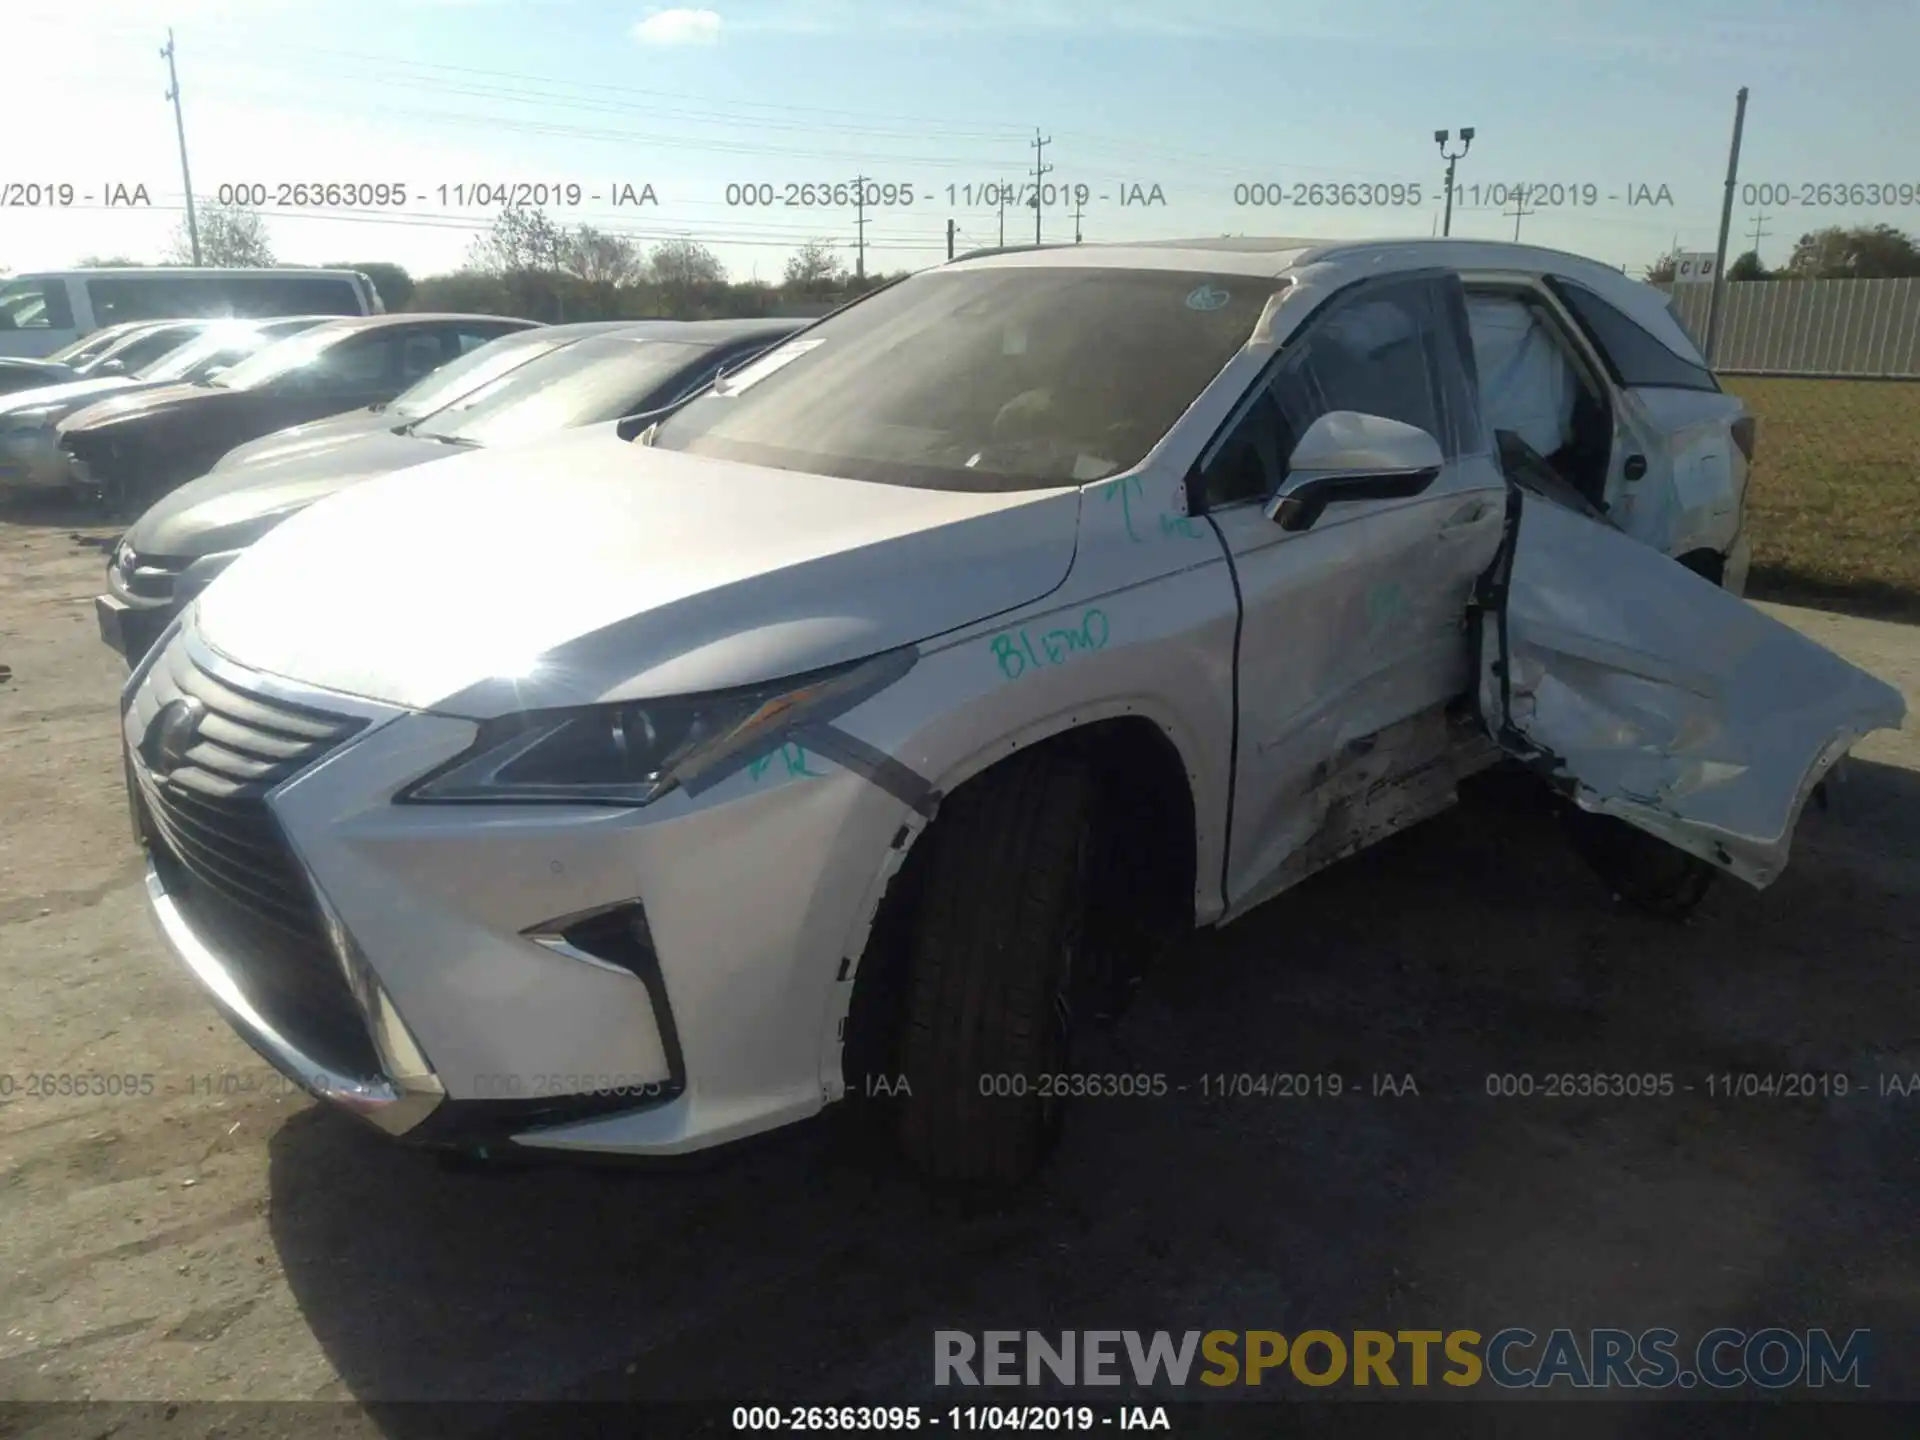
[632,7,723,45]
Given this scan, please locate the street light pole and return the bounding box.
[1435,126,1475,238]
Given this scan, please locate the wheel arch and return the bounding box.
[830,703,1206,1102]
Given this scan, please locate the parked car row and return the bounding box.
[97,317,805,660]
[105,236,1906,1188]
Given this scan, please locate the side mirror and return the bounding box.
[99,358,127,374]
[203,365,230,383]
[1265,411,1444,532]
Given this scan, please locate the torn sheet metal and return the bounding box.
[1475,488,1907,889]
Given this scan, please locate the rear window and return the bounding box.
[386,332,562,419]
[0,278,75,332]
[650,266,1273,491]
[416,336,708,447]
[1548,279,1719,393]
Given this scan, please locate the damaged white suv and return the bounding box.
[121,238,1905,1184]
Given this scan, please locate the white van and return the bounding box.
[0,268,384,358]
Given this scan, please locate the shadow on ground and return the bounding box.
[262,763,1920,1428]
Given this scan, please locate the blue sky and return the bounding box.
[8,0,1918,282]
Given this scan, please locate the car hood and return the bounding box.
[193,427,1082,717]
[211,406,398,471]
[58,381,244,434]
[130,428,449,557]
[0,374,141,421]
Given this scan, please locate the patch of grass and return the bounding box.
[1724,377,1920,620]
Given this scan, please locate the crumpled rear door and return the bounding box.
[1471,486,1906,888]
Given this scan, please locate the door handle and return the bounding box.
[1439,500,1492,534]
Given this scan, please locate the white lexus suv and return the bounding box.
[120,238,1904,1184]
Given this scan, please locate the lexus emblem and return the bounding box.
[142,697,207,778]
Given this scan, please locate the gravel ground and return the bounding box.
[2,504,1917,1432]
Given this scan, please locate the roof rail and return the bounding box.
[949,242,1085,263]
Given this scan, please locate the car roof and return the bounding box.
[946,235,1685,357]
[595,318,810,344]
[299,312,545,336]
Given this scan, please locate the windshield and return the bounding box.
[650,267,1271,491]
[209,325,353,390]
[49,327,131,366]
[138,322,295,383]
[415,336,708,446]
[385,331,562,419]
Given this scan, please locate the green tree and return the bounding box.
[465,207,568,275]
[77,254,143,266]
[166,202,274,266]
[1785,224,1920,279]
[563,226,646,286]
[1727,250,1769,281]
[782,239,847,295]
[1642,245,1681,284]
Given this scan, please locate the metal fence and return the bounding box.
[1664,277,1920,378]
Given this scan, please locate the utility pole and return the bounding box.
[998,184,1006,247]
[852,174,868,281]
[1030,129,1053,246]
[1503,182,1536,241]
[1703,86,1749,368]
[161,29,201,264]
[1745,210,1771,268]
[1071,193,1083,243]
[947,218,956,261]
[1435,127,1474,237]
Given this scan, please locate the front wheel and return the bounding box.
[1561,807,1718,919]
[895,749,1095,1186]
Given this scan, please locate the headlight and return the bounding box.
[398,648,915,808]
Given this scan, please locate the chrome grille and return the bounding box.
[128,643,380,1077]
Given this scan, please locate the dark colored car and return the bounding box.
[0,320,208,397]
[58,313,540,512]
[97,318,803,663]
[0,318,334,493]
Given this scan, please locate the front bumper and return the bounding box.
[97,591,179,666]
[99,548,242,665]
[0,428,67,492]
[126,623,908,1155]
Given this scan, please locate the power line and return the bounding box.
[1746,209,1772,265]
[188,39,1038,136]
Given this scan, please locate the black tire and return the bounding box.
[1561,807,1717,919]
[896,748,1095,1186]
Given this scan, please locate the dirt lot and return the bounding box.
[3,504,1919,1427]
